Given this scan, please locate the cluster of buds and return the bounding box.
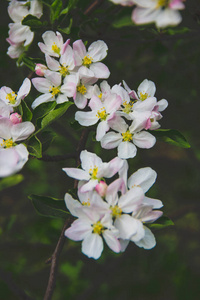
[7,0,43,58]
[0,79,35,177]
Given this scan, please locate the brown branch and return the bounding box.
[43,128,90,300]
[0,268,33,300]
[84,0,105,16]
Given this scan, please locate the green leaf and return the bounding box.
[40,130,57,152]
[112,15,133,28]
[148,216,174,229]
[164,27,190,36]
[20,100,33,121]
[32,101,57,124]
[0,174,24,191]
[152,129,191,148]
[29,194,70,219]
[58,18,73,34]
[51,0,63,22]
[28,135,42,158]
[40,102,73,130]
[22,14,45,31]
[21,56,36,71]
[60,0,78,15]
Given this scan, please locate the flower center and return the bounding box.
[52,43,60,55]
[96,108,107,121]
[157,0,170,8]
[49,86,60,97]
[123,101,133,114]
[122,130,133,142]
[6,92,17,104]
[59,65,69,77]
[82,200,90,206]
[92,221,104,235]
[139,92,149,101]
[111,205,122,219]
[82,55,93,67]
[1,138,14,148]
[98,93,103,99]
[77,84,87,95]
[89,166,98,180]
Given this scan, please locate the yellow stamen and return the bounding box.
[96,108,107,121]
[98,93,102,99]
[92,221,104,235]
[82,200,90,207]
[123,101,133,114]
[157,0,170,8]
[122,130,133,142]
[1,139,14,148]
[82,55,93,67]
[89,166,98,180]
[111,205,122,219]
[139,92,149,101]
[6,92,17,104]
[59,65,69,77]
[52,43,60,55]
[77,84,87,95]
[49,86,60,97]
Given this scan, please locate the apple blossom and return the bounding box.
[10,113,22,124]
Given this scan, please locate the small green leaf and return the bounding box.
[148,216,174,229]
[58,18,73,34]
[112,15,133,28]
[0,174,24,191]
[60,0,78,15]
[40,102,73,130]
[22,14,45,31]
[22,56,36,71]
[20,100,33,121]
[28,135,42,158]
[40,130,57,152]
[51,0,63,22]
[32,101,57,123]
[152,129,191,148]
[29,194,70,219]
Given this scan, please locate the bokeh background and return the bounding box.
[1,0,200,299]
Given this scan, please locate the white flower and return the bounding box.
[8,0,43,23]
[132,0,185,28]
[0,78,31,107]
[0,100,13,118]
[62,150,124,193]
[73,39,110,79]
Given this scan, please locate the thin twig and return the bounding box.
[84,0,104,15]
[0,268,33,300]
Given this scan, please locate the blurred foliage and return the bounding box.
[1,0,200,299]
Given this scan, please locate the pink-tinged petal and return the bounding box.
[118,141,137,159]
[137,79,156,98]
[90,62,110,79]
[132,7,160,25]
[133,131,156,149]
[35,64,48,76]
[101,132,122,149]
[31,93,54,109]
[133,97,157,112]
[141,210,163,223]
[128,167,157,193]
[63,167,90,180]
[65,219,91,241]
[61,82,76,97]
[103,230,121,253]
[82,233,103,259]
[129,111,151,132]
[17,78,31,101]
[143,197,163,209]
[108,114,128,133]
[0,100,13,118]
[105,94,122,114]
[106,178,125,205]
[29,0,43,18]
[61,39,71,55]
[145,118,152,130]
[44,70,61,87]
[64,193,82,217]
[74,93,88,109]
[11,121,35,142]
[32,78,51,93]
[87,40,108,62]
[135,226,156,249]
[73,40,86,66]
[0,148,19,177]
[0,118,13,140]
[80,150,102,171]
[89,95,103,111]
[75,111,97,126]
[119,186,144,213]
[0,86,13,103]
[114,215,138,239]
[95,181,108,198]
[169,0,185,10]
[130,219,145,242]
[61,45,75,70]
[103,157,124,178]
[123,80,138,99]
[45,54,60,71]
[96,121,109,141]
[79,179,99,193]
[118,159,129,192]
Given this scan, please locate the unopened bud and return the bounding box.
[35,64,47,76]
[95,181,108,197]
[10,113,22,124]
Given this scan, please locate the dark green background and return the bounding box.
[0,0,200,299]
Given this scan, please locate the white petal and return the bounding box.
[62,167,90,180]
[128,167,157,193]
[82,233,103,259]
[135,226,156,249]
[133,131,156,148]
[96,121,109,141]
[64,193,82,217]
[119,186,144,213]
[11,122,35,142]
[87,40,108,62]
[118,141,137,159]
[75,111,97,126]
[103,230,121,253]
[101,132,122,149]
[90,62,110,79]
[115,215,138,239]
[65,219,91,241]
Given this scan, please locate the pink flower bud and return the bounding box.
[10,113,22,124]
[35,64,47,76]
[95,181,108,197]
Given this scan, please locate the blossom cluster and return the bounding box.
[110,0,185,28]
[63,150,163,259]
[0,78,35,177]
[7,0,43,58]
[32,31,168,160]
